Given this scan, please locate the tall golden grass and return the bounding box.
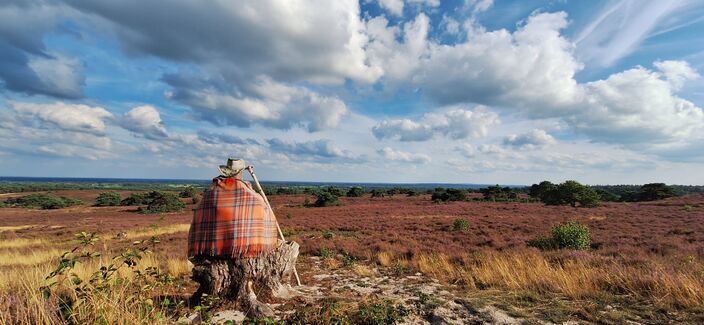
[0,241,194,324]
[377,250,704,310]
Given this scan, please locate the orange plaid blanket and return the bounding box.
[188,177,278,258]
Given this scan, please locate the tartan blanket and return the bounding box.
[188,177,278,258]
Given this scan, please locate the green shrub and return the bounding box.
[137,191,185,214]
[314,191,339,207]
[451,218,470,232]
[342,252,356,267]
[282,227,297,237]
[95,192,121,206]
[370,189,386,198]
[346,187,365,197]
[526,236,558,250]
[479,185,518,201]
[120,192,151,206]
[4,194,82,209]
[179,186,197,198]
[287,298,408,325]
[319,248,335,259]
[323,231,334,239]
[431,188,467,202]
[551,221,591,250]
[354,300,409,325]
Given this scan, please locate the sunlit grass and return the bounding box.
[0,238,49,249]
[132,223,190,238]
[0,225,36,232]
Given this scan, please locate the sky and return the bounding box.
[1,0,704,185]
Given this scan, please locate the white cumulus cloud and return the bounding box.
[378,147,431,164]
[373,106,499,141]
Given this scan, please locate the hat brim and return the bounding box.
[218,166,244,177]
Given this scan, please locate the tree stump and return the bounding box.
[191,241,300,318]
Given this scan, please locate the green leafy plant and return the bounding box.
[95,191,121,206]
[551,221,591,249]
[451,218,470,232]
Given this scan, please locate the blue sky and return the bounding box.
[1,0,704,185]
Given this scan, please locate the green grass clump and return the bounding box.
[451,218,470,232]
[3,193,82,209]
[95,191,121,206]
[320,248,335,259]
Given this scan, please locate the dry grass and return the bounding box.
[0,249,64,267]
[403,250,704,310]
[0,225,36,232]
[0,238,49,249]
[104,223,190,240]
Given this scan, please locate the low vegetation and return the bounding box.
[529,180,600,207]
[313,188,340,207]
[3,194,82,209]
[431,188,467,202]
[527,221,591,250]
[138,191,186,214]
[94,191,121,206]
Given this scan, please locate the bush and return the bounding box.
[451,218,470,232]
[527,221,591,250]
[4,194,82,209]
[346,187,365,197]
[179,186,197,198]
[314,190,340,207]
[323,231,335,239]
[137,191,186,214]
[370,189,386,198]
[431,188,467,202]
[539,180,600,207]
[633,183,678,201]
[551,221,591,250]
[480,185,518,201]
[526,236,557,250]
[320,248,335,259]
[288,298,408,325]
[120,192,151,206]
[95,191,121,206]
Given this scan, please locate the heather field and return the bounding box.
[1,189,703,323]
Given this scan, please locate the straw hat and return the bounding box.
[218,158,246,177]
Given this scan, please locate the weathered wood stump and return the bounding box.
[191,241,300,318]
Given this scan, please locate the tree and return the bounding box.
[138,191,186,214]
[95,192,121,206]
[179,186,197,198]
[370,189,386,198]
[346,187,365,197]
[431,188,467,202]
[539,180,600,207]
[635,183,677,201]
[480,185,518,201]
[314,191,339,207]
[528,181,554,199]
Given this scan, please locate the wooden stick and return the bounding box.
[245,166,302,286]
